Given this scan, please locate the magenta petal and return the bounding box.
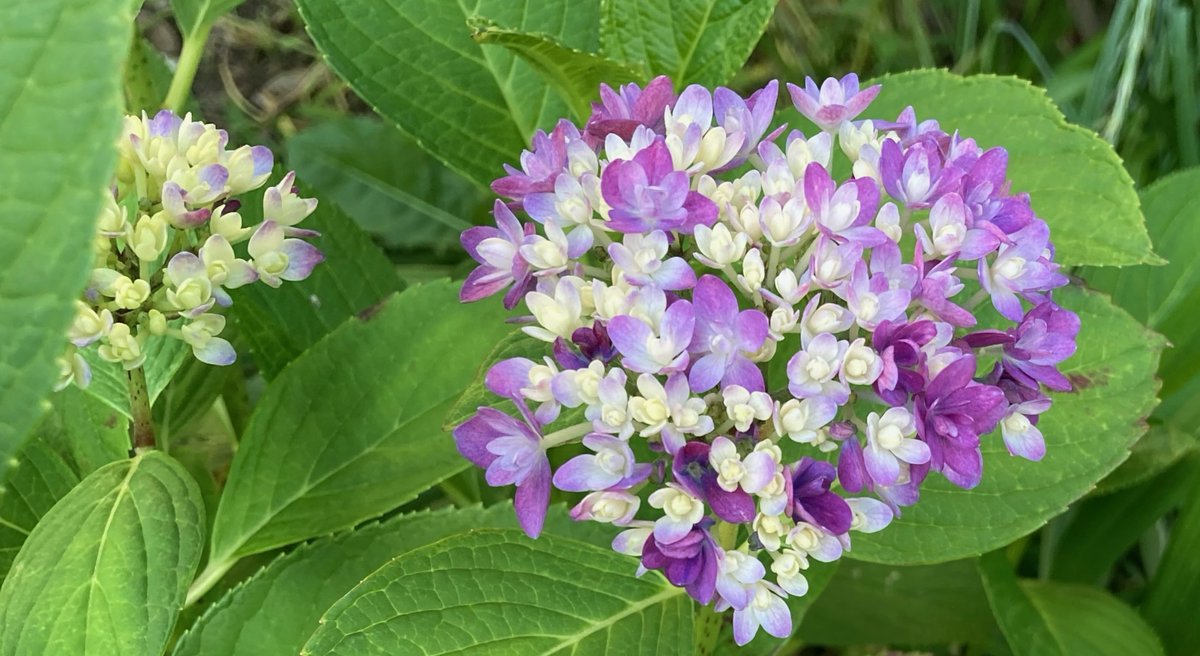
[279,239,325,281]
[722,356,765,393]
[515,459,551,538]
[485,357,534,399]
[688,353,725,393]
[452,408,505,469]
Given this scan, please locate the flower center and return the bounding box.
[877,424,904,450]
[806,357,831,381]
[1004,413,1032,433]
[259,251,290,277]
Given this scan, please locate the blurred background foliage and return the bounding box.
[123,1,1200,653]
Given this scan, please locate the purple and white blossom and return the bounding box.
[451,73,1076,635]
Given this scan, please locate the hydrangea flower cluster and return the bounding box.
[57,110,322,389]
[454,74,1078,644]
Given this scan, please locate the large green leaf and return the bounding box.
[0,389,128,581]
[800,558,996,646]
[1093,423,1198,496]
[979,551,1164,655]
[301,529,692,655]
[866,70,1159,267]
[0,452,204,656]
[175,504,611,656]
[1050,453,1200,585]
[599,0,776,88]
[470,18,646,119]
[285,117,484,255]
[1141,469,1200,655]
[296,0,600,187]
[0,0,131,477]
[1085,167,1200,395]
[852,286,1164,563]
[207,282,512,570]
[231,196,403,378]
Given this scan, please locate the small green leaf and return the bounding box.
[208,282,514,566]
[1051,453,1200,584]
[979,551,1165,655]
[80,331,190,418]
[122,34,172,113]
[171,0,245,38]
[800,558,996,646]
[0,0,132,478]
[866,70,1160,267]
[231,196,403,379]
[852,286,1164,564]
[470,17,645,120]
[301,529,691,656]
[1085,167,1200,396]
[1141,467,1200,655]
[284,117,485,255]
[295,0,600,187]
[0,389,128,581]
[154,356,233,438]
[599,0,777,88]
[175,504,609,655]
[0,452,205,656]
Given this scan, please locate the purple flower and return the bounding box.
[460,200,535,308]
[609,299,694,374]
[915,192,1003,260]
[872,319,939,404]
[553,433,651,492]
[838,437,925,513]
[601,138,717,233]
[641,523,721,604]
[787,74,881,131]
[608,231,697,290]
[880,139,963,209]
[786,332,848,403]
[453,407,550,537]
[716,549,765,610]
[492,119,578,203]
[731,582,792,645]
[671,441,757,523]
[553,321,617,369]
[714,80,782,167]
[804,162,887,246]
[979,221,1069,320]
[863,407,930,486]
[788,457,853,534]
[687,275,770,393]
[841,261,910,331]
[914,353,1006,488]
[912,247,976,327]
[584,76,676,146]
[964,300,1079,391]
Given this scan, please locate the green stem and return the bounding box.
[185,557,236,608]
[128,366,156,452]
[163,23,213,113]
[693,602,724,656]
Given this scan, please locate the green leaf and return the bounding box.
[175,503,609,655]
[1085,167,1200,396]
[231,196,403,379]
[80,331,190,418]
[0,452,204,656]
[171,0,245,38]
[1050,453,1200,585]
[599,0,776,88]
[301,529,692,655]
[1141,467,1200,655]
[284,117,485,255]
[444,328,547,430]
[866,70,1160,267]
[0,388,128,581]
[295,0,600,187]
[800,558,996,646]
[470,17,646,119]
[979,551,1165,655]
[1093,423,1198,496]
[208,282,513,568]
[0,0,132,478]
[852,286,1164,564]
[122,33,172,113]
[154,356,233,439]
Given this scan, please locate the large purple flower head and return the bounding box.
[453,72,1078,640]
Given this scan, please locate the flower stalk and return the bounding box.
[128,365,156,452]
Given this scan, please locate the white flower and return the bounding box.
[523,276,585,342]
[694,223,748,268]
[648,483,705,543]
[722,385,773,432]
[738,248,766,293]
[97,323,145,370]
[841,338,883,386]
[774,398,837,444]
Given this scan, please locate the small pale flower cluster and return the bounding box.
[454,74,1078,644]
[58,110,322,389]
